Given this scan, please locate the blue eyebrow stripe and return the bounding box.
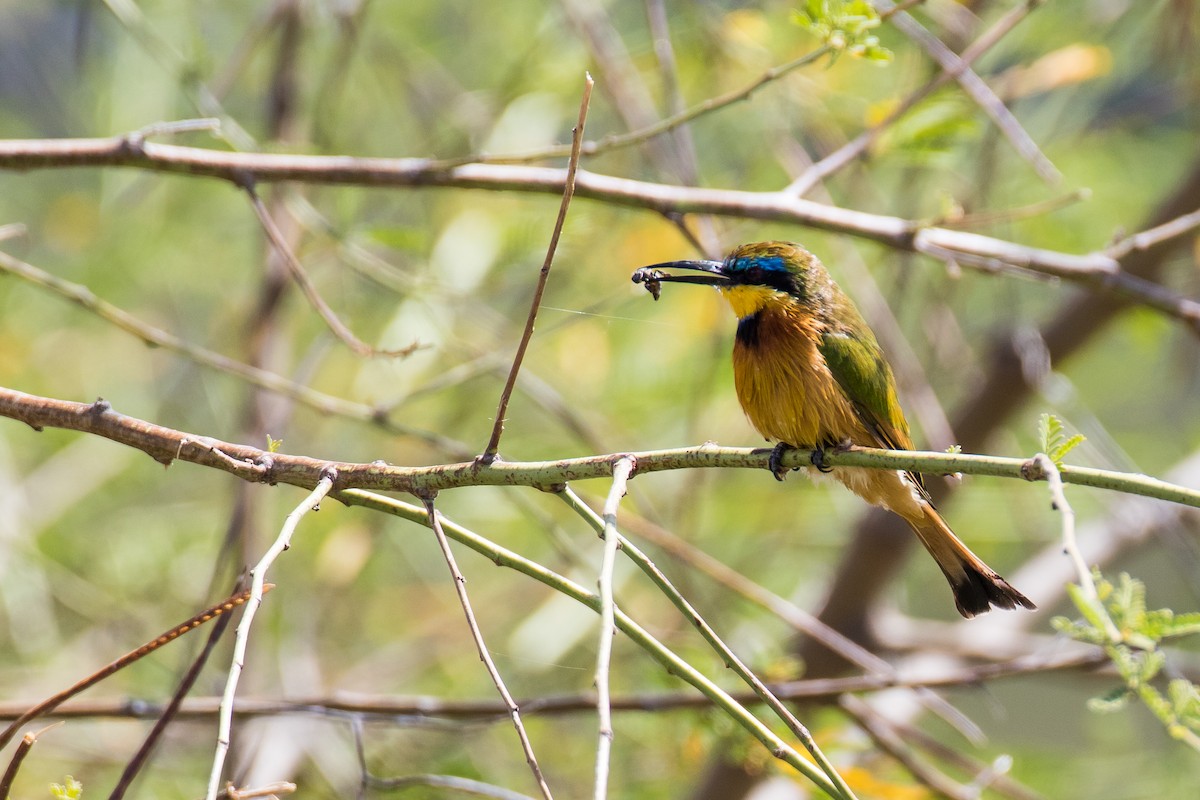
[731,255,788,272]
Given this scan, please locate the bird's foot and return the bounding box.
[810,443,834,473]
[768,442,796,481]
[810,439,851,473]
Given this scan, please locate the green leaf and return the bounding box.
[1037,412,1086,466]
[1065,582,1111,635]
[1160,611,1200,639]
[1051,614,1106,645]
[1087,686,1131,713]
[1168,679,1200,721]
[791,0,893,62]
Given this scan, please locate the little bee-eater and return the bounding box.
[632,241,1035,617]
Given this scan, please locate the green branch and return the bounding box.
[1,387,1198,510]
[339,488,843,798]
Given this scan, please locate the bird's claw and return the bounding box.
[810,445,834,474]
[769,442,795,481]
[806,441,844,472]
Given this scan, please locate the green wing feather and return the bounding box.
[819,330,908,445]
[819,325,933,493]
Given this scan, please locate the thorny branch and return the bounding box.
[1,387,1197,509]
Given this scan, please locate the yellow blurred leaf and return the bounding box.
[997,43,1113,99]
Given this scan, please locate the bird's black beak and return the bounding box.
[631,259,728,300]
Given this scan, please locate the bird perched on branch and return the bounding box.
[632,240,1034,618]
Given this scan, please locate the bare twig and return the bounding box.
[790,0,1051,196]
[593,457,633,800]
[0,250,458,453]
[366,773,538,800]
[0,648,1110,723]
[839,695,980,800]
[109,583,247,800]
[1027,454,1121,639]
[874,0,1059,184]
[1107,205,1200,259]
[206,474,335,800]
[244,184,418,358]
[0,586,265,750]
[1,725,61,800]
[560,488,861,800]
[481,73,593,460]
[420,496,555,800]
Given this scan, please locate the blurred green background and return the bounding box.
[0,1,1198,798]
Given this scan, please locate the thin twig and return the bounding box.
[0,586,266,750]
[1107,205,1200,259]
[482,73,593,460]
[932,189,1091,230]
[420,496,555,800]
[0,251,458,453]
[593,457,633,800]
[1030,454,1119,641]
[874,0,1059,185]
[560,488,860,800]
[243,184,418,358]
[109,582,246,800]
[353,492,842,798]
[366,773,538,800]
[790,0,1051,196]
[100,0,255,149]
[205,473,335,800]
[1,725,60,800]
[0,648,1111,723]
[839,695,978,800]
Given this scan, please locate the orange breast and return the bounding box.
[732,303,871,449]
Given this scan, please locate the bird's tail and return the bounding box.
[905,505,1036,618]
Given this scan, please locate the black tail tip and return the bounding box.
[952,571,1037,619]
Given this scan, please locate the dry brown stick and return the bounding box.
[109,581,246,800]
[0,648,1107,722]
[3,137,1195,328]
[0,726,58,800]
[481,74,593,460]
[0,586,267,750]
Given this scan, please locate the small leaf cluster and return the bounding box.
[1054,572,1200,750]
[793,0,893,63]
[50,777,83,800]
[1038,413,1086,467]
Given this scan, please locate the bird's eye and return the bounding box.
[744,266,764,283]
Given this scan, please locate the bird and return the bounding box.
[632,240,1035,617]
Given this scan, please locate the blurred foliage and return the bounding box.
[0,0,1198,798]
[1055,571,1200,750]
